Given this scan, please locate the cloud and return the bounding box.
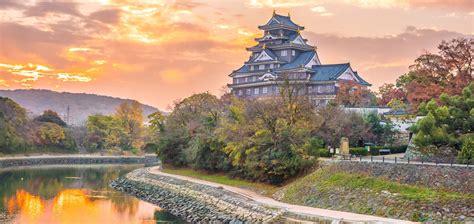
[310,6,333,16]
[343,0,474,11]
[305,27,468,89]
[247,0,319,8]
[23,2,82,17]
[0,0,25,9]
[89,9,122,24]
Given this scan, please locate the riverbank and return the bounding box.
[0,154,159,168]
[112,166,413,223]
[111,168,282,223]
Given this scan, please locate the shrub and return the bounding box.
[350,147,368,156]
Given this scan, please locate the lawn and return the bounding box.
[161,168,281,196]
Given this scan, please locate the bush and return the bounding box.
[350,147,368,156]
[142,143,159,153]
[370,145,408,155]
[310,148,331,157]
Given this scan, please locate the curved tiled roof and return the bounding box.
[353,71,371,86]
[310,63,350,81]
[248,49,278,63]
[261,13,303,30]
[275,51,316,70]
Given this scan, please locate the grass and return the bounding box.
[161,168,281,196]
[283,167,474,204]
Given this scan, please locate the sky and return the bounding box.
[0,0,472,110]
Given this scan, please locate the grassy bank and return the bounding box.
[278,166,474,222]
[161,168,281,196]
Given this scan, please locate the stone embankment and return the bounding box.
[110,168,282,223]
[0,155,159,168]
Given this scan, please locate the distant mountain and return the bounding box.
[0,89,160,125]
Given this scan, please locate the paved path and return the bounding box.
[148,167,414,223]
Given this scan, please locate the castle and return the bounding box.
[228,11,371,106]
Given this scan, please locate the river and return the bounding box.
[0,164,184,224]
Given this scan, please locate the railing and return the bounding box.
[340,155,473,168]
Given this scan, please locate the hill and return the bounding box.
[0,89,160,125]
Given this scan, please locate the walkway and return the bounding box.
[148,167,414,223]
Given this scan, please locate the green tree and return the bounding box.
[411,83,474,160]
[35,110,67,127]
[0,97,30,152]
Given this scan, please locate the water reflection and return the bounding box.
[0,165,183,224]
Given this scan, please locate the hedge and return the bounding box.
[349,147,368,156]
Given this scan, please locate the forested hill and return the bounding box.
[0,89,159,125]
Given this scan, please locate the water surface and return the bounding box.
[0,164,183,224]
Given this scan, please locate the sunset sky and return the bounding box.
[0,0,472,110]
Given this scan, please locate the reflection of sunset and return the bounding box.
[7,190,45,223]
[6,189,157,224]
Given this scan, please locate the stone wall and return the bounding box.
[325,161,473,194]
[111,168,282,223]
[0,155,159,169]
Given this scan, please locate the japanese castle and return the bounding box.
[228,11,371,105]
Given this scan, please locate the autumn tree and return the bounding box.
[157,93,226,169]
[397,38,473,111]
[377,83,406,106]
[335,80,376,107]
[85,114,124,151]
[115,101,144,150]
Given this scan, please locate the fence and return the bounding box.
[342,155,473,168]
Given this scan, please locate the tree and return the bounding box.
[157,93,226,169]
[85,114,124,151]
[397,38,473,111]
[378,83,406,106]
[0,97,29,152]
[35,110,67,127]
[115,101,144,150]
[218,81,322,184]
[37,123,66,145]
[335,81,376,107]
[316,105,371,148]
[411,83,474,160]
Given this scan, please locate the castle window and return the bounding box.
[235,78,240,84]
[238,90,242,96]
[292,50,296,56]
[250,66,254,71]
[245,77,248,82]
[281,50,287,56]
[326,85,332,92]
[308,86,312,93]
[317,86,323,93]
[252,76,256,82]
[263,87,268,94]
[246,89,251,95]
[259,64,265,70]
[254,88,259,95]
[270,64,274,69]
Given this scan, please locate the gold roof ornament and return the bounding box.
[288,12,291,18]
[262,43,266,49]
[273,9,276,15]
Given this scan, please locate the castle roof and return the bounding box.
[258,13,304,30]
[310,63,371,86]
[275,51,316,70]
[310,63,350,81]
